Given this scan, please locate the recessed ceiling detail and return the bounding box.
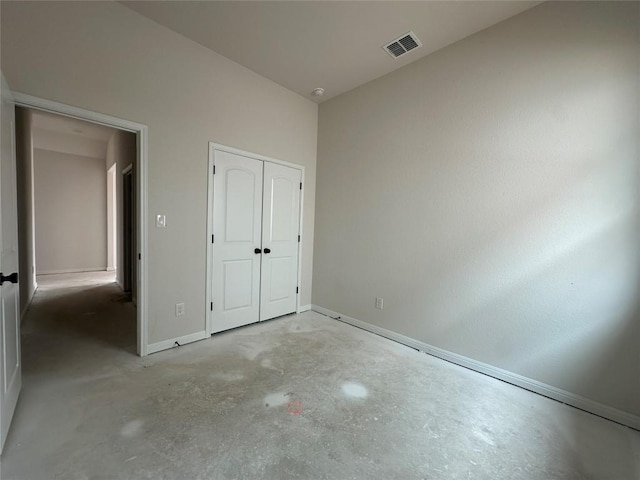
[383,32,422,59]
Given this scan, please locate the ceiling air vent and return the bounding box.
[383,31,422,59]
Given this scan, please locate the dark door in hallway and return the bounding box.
[122,168,133,293]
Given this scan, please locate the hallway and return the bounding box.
[24,272,136,356]
[1,273,639,479]
[2,272,136,479]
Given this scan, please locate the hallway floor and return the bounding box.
[1,273,639,479]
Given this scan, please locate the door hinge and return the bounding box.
[296,286,299,294]
[138,253,141,260]
[212,234,214,243]
[298,235,300,242]
[213,165,216,175]
[210,302,213,311]
[299,182,302,190]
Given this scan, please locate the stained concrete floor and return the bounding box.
[1,273,639,479]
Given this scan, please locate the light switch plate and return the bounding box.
[156,214,167,228]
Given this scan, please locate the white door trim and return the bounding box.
[13,92,150,356]
[106,163,117,272]
[206,142,305,336]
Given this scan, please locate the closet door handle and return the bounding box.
[254,248,262,254]
[0,272,18,285]
[263,248,271,254]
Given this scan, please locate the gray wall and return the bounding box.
[34,149,107,274]
[15,107,36,318]
[1,1,317,345]
[314,2,640,417]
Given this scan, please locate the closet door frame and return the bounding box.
[205,142,305,336]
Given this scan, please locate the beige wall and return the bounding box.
[0,1,318,345]
[314,2,640,417]
[15,107,36,317]
[34,149,107,274]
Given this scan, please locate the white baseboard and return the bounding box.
[147,330,208,355]
[299,304,312,313]
[311,305,640,431]
[37,267,108,275]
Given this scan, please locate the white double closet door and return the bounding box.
[212,149,301,333]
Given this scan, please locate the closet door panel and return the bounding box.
[212,151,263,332]
[260,162,301,321]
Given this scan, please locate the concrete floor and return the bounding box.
[1,273,639,479]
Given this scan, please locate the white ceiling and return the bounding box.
[31,110,116,159]
[123,1,541,103]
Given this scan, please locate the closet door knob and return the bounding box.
[0,272,18,285]
[254,248,262,254]
[263,248,271,254]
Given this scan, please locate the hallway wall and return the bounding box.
[106,130,137,298]
[34,149,107,274]
[15,107,37,318]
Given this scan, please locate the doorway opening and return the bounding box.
[13,95,148,356]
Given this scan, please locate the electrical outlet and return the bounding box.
[375,297,384,310]
[175,303,185,317]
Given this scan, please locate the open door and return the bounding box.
[0,72,21,453]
